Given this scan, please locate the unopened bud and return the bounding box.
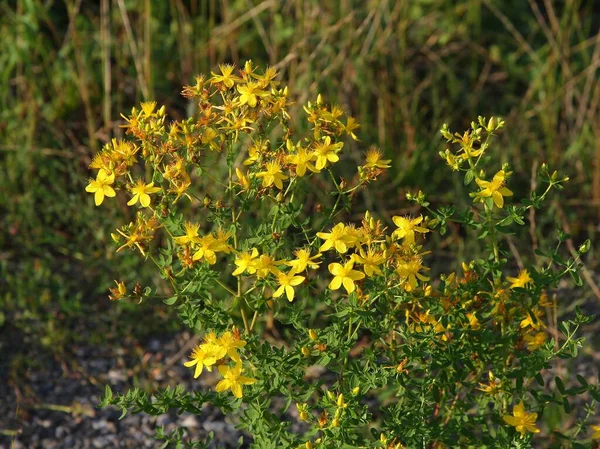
[308,329,318,341]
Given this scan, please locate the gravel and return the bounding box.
[0,331,245,449]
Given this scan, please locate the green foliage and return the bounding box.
[92,61,598,448]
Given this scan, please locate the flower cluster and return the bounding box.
[184,329,256,399]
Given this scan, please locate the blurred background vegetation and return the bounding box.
[1,0,599,361]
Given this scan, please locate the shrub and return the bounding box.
[94,63,597,448]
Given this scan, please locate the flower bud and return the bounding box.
[301,346,311,357]
[308,329,318,341]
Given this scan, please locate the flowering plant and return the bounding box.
[94,63,598,448]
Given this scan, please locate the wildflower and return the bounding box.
[232,248,259,276]
[127,179,161,207]
[297,403,309,421]
[502,401,540,437]
[342,116,360,140]
[215,364,257,399]
[352,247,385,277]
[256,161,288,189]
[520,308,545,330]
[308,329,318,340]
[216,331,247,363]
[466,312,481,330]
[285,142,318,176]
[210,63,241,88]
[169,180,191,203]
[85,169,116,206]
[254,254,281,279]
[328,261,365,294]
[184,343,224,378]
[475,170,513,208]
[236,167,251,191]
[477,371,501,395]
[395,257,430,290]
[363,147,391,169]
[538,290,554,308]
[140,101,157,117]
[507,269,533,289]
[273,270,305,302]
[524,331,546,351]
[237,81,269,107]
[391,215,428,245]
[174,222,201,245]
[193,232,232,265]
[108,280,127,301]
[313,136,343,170]
[592,425,600,439]
[285,249,322,272]
[317,223,354,253]
[115,214,158,256]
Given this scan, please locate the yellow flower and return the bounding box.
[183,342,224,378]
[503,401,540,437]
[273,270,305,301]
[391,215,428,245]
[140,101,157,117]
[285,249,322,272]
[313,136,343,170]
[285,142,319,177]
[108,280,127,301]
[127,179,161,208]
[192,231,232,265]
[477,371,501,395]
[237,81,269,107]
[520,307,545,330]
[216,331,247,363]
[363,147,391,169]
[352,247,385,277]
[507,269,533,289]
[317,223,354,253]
[524,331,546,351]
[475,170,513,208]
[236,167,251,191]
[232,248,259,276]
[215,364,257,399]
[466,312,481,330]
[210,63,241,88]
[395,257,430,290]
[85,169,116,206]
[256,161,288,189]
[328,261,365,294]
[254,254,281,279]
[342,116,360,140]
[174,222,201,245]
[591,425,600,440]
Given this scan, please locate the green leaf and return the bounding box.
[163,296,178,305]
[570,271,583,287]
[555,376,565,395]
[576,374,588,387]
